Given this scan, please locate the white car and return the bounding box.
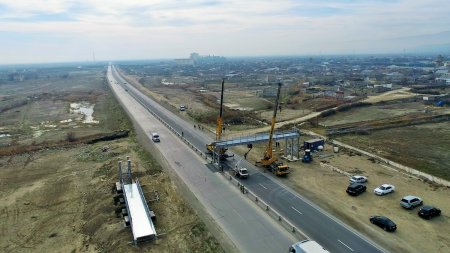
[374,184,395,195]
[350,175,368,184]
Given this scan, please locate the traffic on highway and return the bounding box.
[109,65,387,253]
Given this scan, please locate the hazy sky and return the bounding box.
[1,0,449,64]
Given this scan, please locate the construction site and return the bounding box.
[1,60,449,253]
[119,64,450,253]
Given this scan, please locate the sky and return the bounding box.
[0,0,449,64]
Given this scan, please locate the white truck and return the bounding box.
[233,166,249,179]
[289,240,329,253]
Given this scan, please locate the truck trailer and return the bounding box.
[303,139,325,151]
[289,240,330,253]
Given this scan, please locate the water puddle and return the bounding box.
[70,102,99,124]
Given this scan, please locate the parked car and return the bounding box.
[350,175,368,184]
[346,183,366,196]
[374,184,395,195]
[400,195,423,209]
[369,216,397,232]
[418,206,441,219]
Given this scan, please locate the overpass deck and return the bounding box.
[123,180,157,243]
[214,130,300,148]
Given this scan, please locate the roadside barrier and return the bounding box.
[221,170,308,239]
[109,73,307,239]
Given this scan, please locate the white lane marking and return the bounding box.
[291,206,303,215]
[258,183,267,189]
[338,240,354,251]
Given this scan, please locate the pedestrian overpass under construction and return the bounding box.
[210,129,301,161]
[115,158,157,244]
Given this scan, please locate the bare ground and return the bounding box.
[0,67,223,253]
[239,143,450,253]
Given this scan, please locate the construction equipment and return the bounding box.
[302,149,313,163]
[206,79,231,160]
[258,82,289,176]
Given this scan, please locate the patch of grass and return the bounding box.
[131,140,163,175]
[92,161,114,178]
[95,88,133,132]
[77,144,120,162]
[337,122,450,180]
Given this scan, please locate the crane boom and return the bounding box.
[206,78,231,161]
[261,82,282,165]
[216,78,225,141]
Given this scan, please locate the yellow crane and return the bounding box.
[206,79,229,160]
[259,82,289,176]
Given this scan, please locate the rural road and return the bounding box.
[109,65,388,253]
[107,65,298,253]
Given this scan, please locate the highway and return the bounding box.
[109,65,388,253]
[107,66,298,253]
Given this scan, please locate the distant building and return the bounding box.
[266,75,276,82]
[174,58,194,65]
[175,52,225,65]
[262,87,278,97]
[336,90,344,100]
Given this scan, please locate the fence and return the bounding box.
[332,140,450,187]
[219,170,307,240]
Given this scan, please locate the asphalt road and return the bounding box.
[108,66,298,253]
[110,65,388,253]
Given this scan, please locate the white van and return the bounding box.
[289,240,329,253]
[151,133,160,142]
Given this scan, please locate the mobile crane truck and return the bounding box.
[206,79,231,160]
[257,82,290,176]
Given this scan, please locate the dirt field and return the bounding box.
[336,121,450,181]
[363,87,416,103]
[0,139,222,253]
[320,101,429,127]
[239,142,450,253]
[0,67,223,253]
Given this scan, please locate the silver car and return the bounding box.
[400,195,423,209]
[374,184,395,195]
[350,175,368,184]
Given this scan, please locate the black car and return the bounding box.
[346,183,366,196]
[418,206,441,220]
[369,216,397,232]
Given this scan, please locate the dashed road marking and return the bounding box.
[259,183,267,189]
[291,206,303,215]
[338,240,354,251]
